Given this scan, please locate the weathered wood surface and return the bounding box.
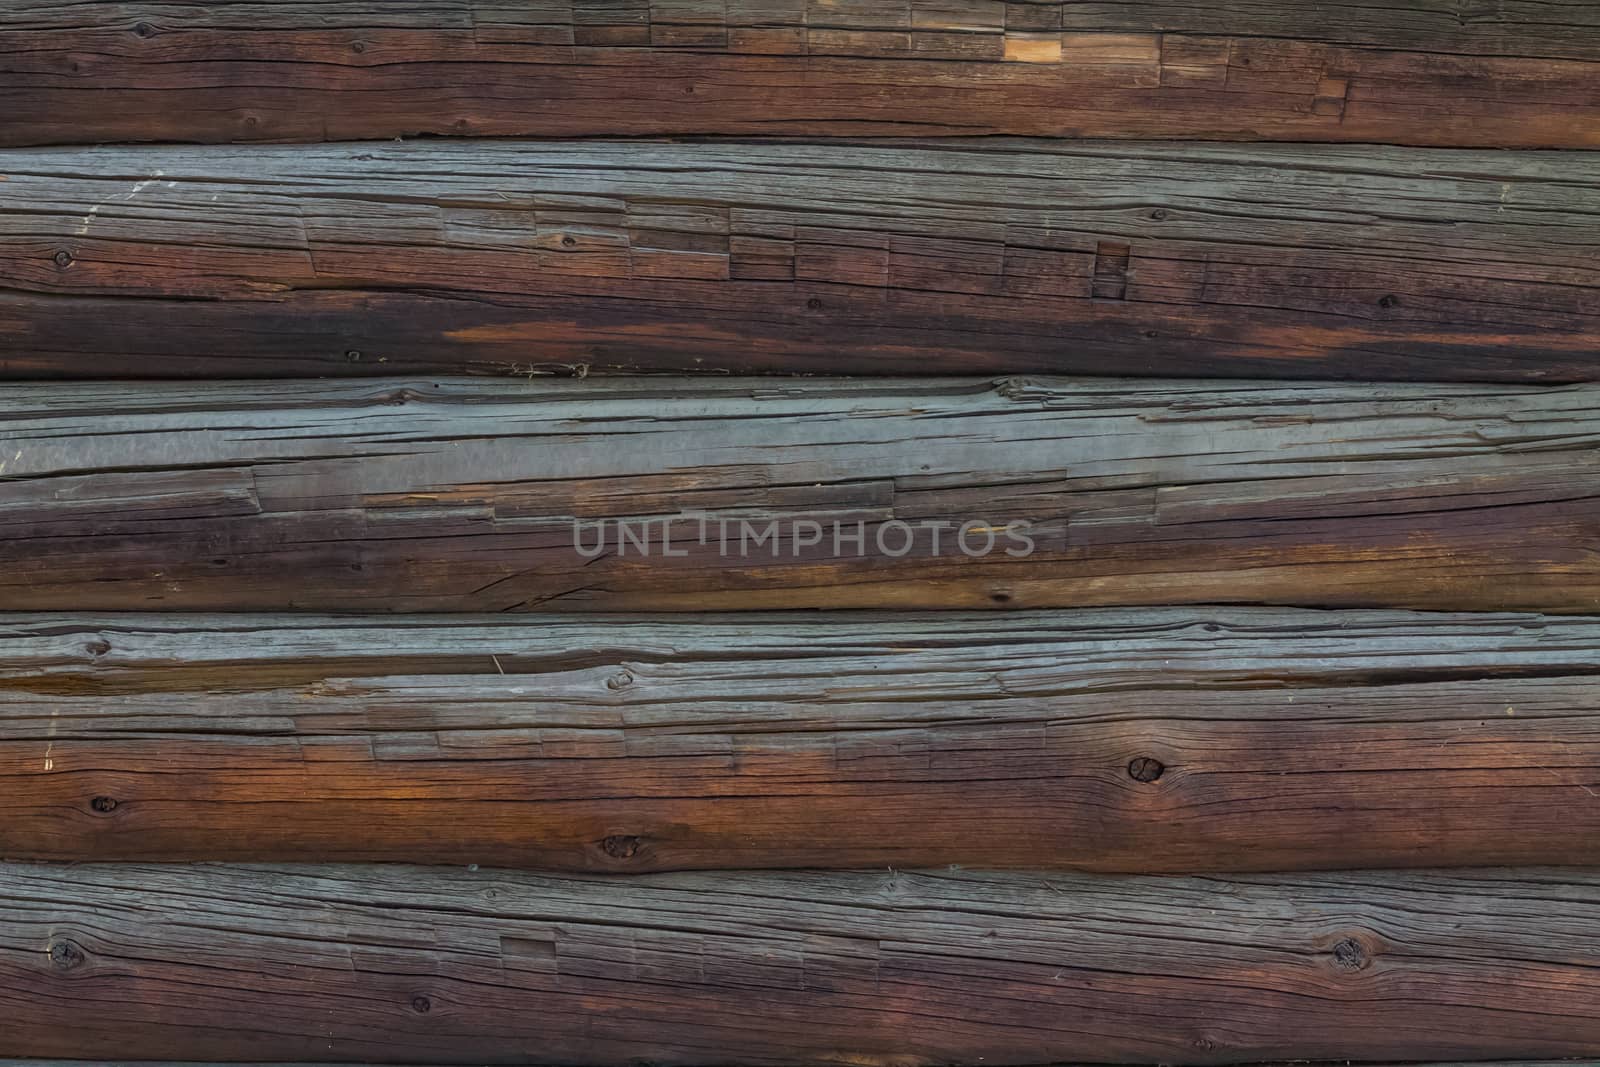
[4,608,1600,871]
[3,376,1599,613]
[12,862,1600,1062]
[3,1,1599,148]
[2,142,1598,382]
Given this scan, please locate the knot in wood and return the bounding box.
[601,835,641,859]
[1331,937,1369,970]
[1127,757,1165,783]
[606,670,634,691]
[90,795,119,814]
[48,939,86,971]
[53,250,73,269]
[411,995,433,1014]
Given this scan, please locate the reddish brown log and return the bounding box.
[3,1,1599,147]
[3,609,1600,872]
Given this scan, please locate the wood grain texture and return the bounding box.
[2,141,1597,382]
[3,1,1599,147]
[12,862,1600,1062]
[3,376,1599,613]
[4,608,1600,871]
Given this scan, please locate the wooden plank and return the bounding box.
[2,376,1598,613]
[2,2,1598,147]
[1,141,1596,382]
[10,862,1600,1062]
[4,608,1600,871]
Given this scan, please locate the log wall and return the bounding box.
[5,2,1599,1064]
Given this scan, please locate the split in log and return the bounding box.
[2,2,1599,148]
[2,376,1598,613]
[10,862,1600,1062]
[3,609,1600,871]
[0,142,1597,381]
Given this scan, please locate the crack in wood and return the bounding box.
[1092,240,1131,300]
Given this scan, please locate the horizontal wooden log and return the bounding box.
[4,608,1600,871]
[3,2,1599,148]
[2,141,1598,381]
[3,376,1599,613]
[11,862,1600,1062]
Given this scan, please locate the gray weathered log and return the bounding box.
[2,608,1600,870]
[2,376,1598,613]
[12,862,1600,1062]
[1,141,1597,380]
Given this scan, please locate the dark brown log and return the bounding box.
[11,861,1600,1062]
[2,141,1597,381]
[4,609,1600,871]
[2,376,1598,613]
[3,1,1599,148]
